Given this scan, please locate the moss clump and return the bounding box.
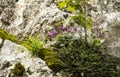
[0,29,17,48]
[46,57,64,73]
[13,62,25,76]
[2,61,11,69]
[21,36,43,54]
[36,48,55,60]
[0,29,16,42]
[35,48,64,73]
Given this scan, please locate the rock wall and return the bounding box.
[0,0,67,40]
[90,0,120,57]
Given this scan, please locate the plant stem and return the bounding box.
[84,27,87,42]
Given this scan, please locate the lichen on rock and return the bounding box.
[0,29,16,42]
[0,29,17,48]
[13,62,25,76]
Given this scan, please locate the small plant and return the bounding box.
[21,36,44,56]
[53,36,120,77]
[13,62,25,76]
[0,29,17,48]
[46,57,65,73]
[47,25,78,42]
[44,0,120,76]
[0,29,16,42]
[57,0,92,42]
[51,34,73,50]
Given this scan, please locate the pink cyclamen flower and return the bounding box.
[53,29,58,35]
[61,26,66,31]
[67,28,71,32]
[48,32,53,37]
[74,27,77,31]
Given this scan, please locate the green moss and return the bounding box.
[0,29,17,42]
[21,36,43,54]
[36,48,55,60]
[0,29,17,48]
[46,57,64,73]
[34,48,64,73]
[13,62,25,76]
[2,61,11,69]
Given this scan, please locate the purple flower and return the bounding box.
[48,32,53,37]
[67,28,71,32]
[52,29,58,35]
[61,26,66,31]
[74,27,77,31]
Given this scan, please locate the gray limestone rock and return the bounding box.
[0,38,52,77]
[0,0,67,40]
[90,0,120,57]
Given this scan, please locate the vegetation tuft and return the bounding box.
[13,62,25,76]
[51,35,120,77]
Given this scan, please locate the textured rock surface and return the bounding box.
[0,38,52,77]
[0,0,67,40]
[104,12,120,57]
[89,0,120,57]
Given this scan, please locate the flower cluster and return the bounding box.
[48,29,58,37]
[48,26,77,38]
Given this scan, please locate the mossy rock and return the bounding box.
[35,48,55,60]
[2,61,11,69]
[13,62,25,76]
[35,48,64,72]
[0,28,17,42]
[46,57,64,73]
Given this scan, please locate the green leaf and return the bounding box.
[66,5,75,12]
[58,1,66,9]
[86,17,92,29]
[87,17,93,24]
[85,23,91,29]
